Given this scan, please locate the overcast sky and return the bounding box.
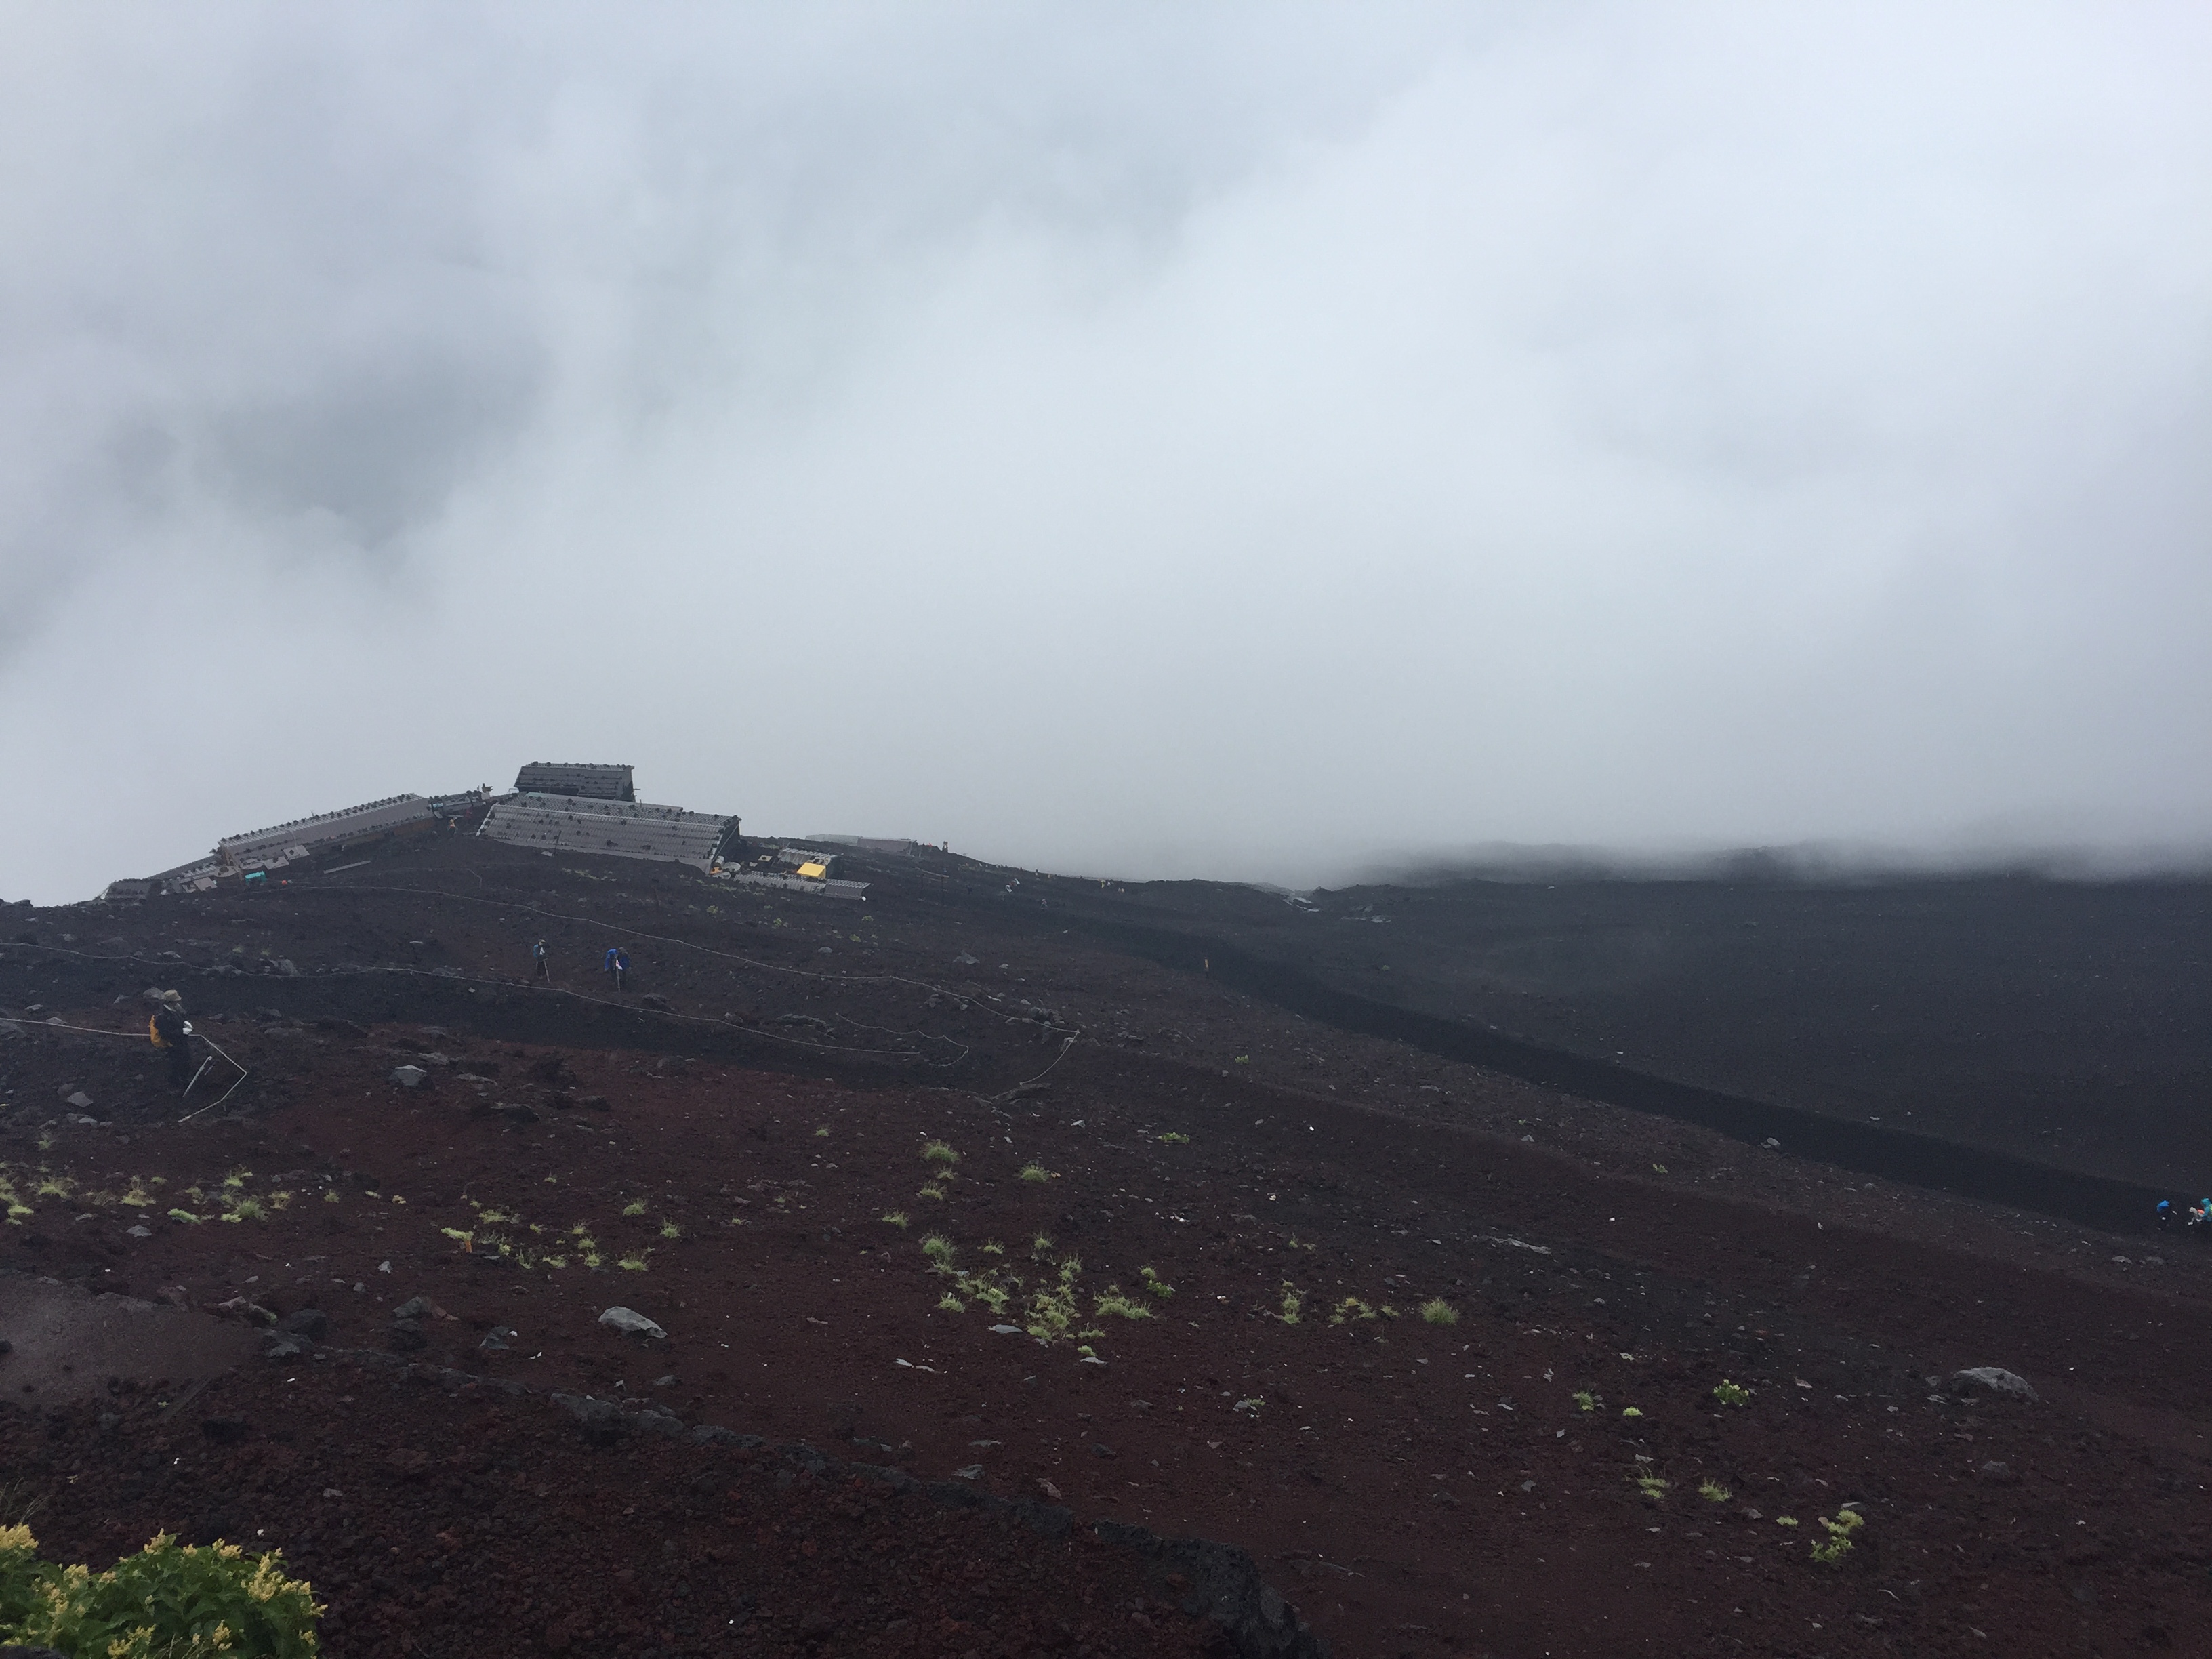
[3,3,2209,903]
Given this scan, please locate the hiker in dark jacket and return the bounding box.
[604,945,628,991]
[533,939,550,981]
[148,989,193,1091]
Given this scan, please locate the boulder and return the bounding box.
[1952,1366,2038,1403]
[598,1306,666,1340]
[390,1065,428,1089]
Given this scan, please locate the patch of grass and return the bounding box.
[1712,1379,1751,1408]
[659,1221,682,1240]
[33,1172,72,1200]
[917,1183,946,1201]
[972,1282,1011,1316]
[882,1211,910,1229]
[1030,1232,1053,1255]
[439,1227,474,1249]
[1139,1266,1175,1300]
[1329,1296,1377,1325]
[1809,1507,1863,1565]
[621,1199,648,1217]
[920,1233,957,1270]
[1019,1164,1054,1183]
[167,1208,205,1225]
[981,1241,1005,1255]
[1572,1391,1599,1412]
[1621,1406,1643,1418]
[1776,1515,1799,1528]
[814,1126,830,1137]
[920,1139,960,1167]
[617,1252,649,1272]
[937,1292,966,1313]
[119,1181,155,1208]
[1276,1284,1305,1325]
[1418,1298,1458,1326]
[1633,1471,1670,1502]
[219,1196,267,1223]
[1156,1131,1189,1145]
[269,1190,293,1210]
[1698,1479,1732,1503]
[1094,1286,1153,1320]
[323,1189,340,1203]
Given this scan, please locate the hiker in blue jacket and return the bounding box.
[604,945,628,992]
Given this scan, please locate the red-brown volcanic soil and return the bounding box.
[5,831,2212,1657]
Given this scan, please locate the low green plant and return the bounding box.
[972,1282,1011,1316]
[920,1140,960,1167]
[1094,1286,1153,1320]
[1712,1379,1751,1408]
[1572,1391,1598,1412]
[1698,1479,1732,1503]
[1030,1232,1053,1255]
[937,1292,966,1313]
[119,1182,155,1208]
[1019,1164,1054,1183]
[658,1221,682,1240]
[1139,1267,1175,1300]
[621,1199,648,1217]
[321,1190,339,1204]
[1329,1296,1377,1324]
[814,1126,830,1138]
[917,1183,946,1202]
[1809,1507,1863,1565]
[1621,1406,1643,1418]
[1776,1515,1799,1528]
[1418,1298,1458,1327]
[617,1252,649,1272]
[438,1227,474,1249]
[1156,1131,1189,1145]
[1633,1471,1670,1502]
[167,1208,205,1225]
[920,1234,957,1271]
[1276,1284,1304,1325]
[220,1197,268,1224]
[0,1523,322,1656]
[981,1241,1005,1255]
[881,1211,910,1229]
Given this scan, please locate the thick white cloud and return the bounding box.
[3,2,2208,900]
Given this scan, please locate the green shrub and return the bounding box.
[920,1140,959,1167]
[1,1523,322,1656]
[1698,1479,1732,1503]
[1810,1507,1864,1565]
[1094,1287,1153,1320]
[1712,1379,1750,1407]
[1019,1164,1053,1183]
[1138,1267,1175,1300]
[1418,1298,1458,1326]
[1572,1391,1598,1412]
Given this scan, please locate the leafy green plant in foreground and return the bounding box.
[1418,1298,1458,1326]
[1,1523,321,1657]
[1809,1507,1864,1565]
[1711,1379,1751,1408]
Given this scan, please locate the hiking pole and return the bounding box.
[178,1033,251,1123]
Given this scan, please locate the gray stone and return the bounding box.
[480,1326,516,1351]
[1952,1366,2038,1403]
[598,1305,666,1339]
[987,1324,1023,1335]
[1977,1460,2018,1485]
[389,1065,428,1088]
[127,1225,151,1239]
[392,1297,432,1322]
[278,1308,329,1341]
[64,1091,93,1109]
